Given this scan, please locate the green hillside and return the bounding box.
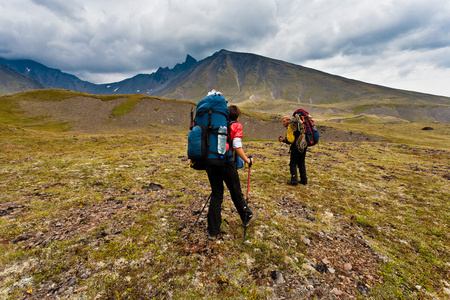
[0,89,449,299]
[0,114,448,299]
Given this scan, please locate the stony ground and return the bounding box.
[1,95,447,299]
[1,182,386,299]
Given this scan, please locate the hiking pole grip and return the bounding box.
[247,155,253,168]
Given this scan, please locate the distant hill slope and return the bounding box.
[0,89,385,143]
[0,89,283,139]
[1,50,449,122]
[0,62,45,94]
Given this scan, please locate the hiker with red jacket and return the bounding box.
[278,115,308,185]
[228,105,250,169]
[205,98,257,240]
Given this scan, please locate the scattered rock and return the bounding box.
[271,271,286,285]
[13,233,30,243]
[344,262,352,271]
[331,288,343,296]
[306,214,316,221]
[301,263,317,273]
[75,286,88,293]
[322,258,331,264]
[357,281,370,296]
[315,262,328,273]
[142,183,164,191]
[442,280,450,288]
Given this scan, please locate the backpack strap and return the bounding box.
[228,121,236,145]
[194,109,232,159]
[207,108,213,129]
[195,109,228,128]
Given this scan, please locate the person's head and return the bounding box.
[228,105,241,121]
[282,116,291,127]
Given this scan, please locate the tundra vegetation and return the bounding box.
[0,91,449,299]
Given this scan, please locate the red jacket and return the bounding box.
[227,121,243,151]
[230,121,243,141]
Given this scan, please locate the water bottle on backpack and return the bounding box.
[217,126,227,155]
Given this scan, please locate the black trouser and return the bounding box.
[289,146,307,184]
[206,162,252,236]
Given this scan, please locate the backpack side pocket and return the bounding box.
[187,124,208,160]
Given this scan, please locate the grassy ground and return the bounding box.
[0,120,449,299]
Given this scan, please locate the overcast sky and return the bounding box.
[1,0,449,97]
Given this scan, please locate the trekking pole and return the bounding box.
[278,139,283,182]
[190,106,194,130]
[243,156,252,244]
[279,141,282,172]
[194,194,211,226]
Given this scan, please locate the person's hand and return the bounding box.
[247,156,253,167]
[278,136,284,142]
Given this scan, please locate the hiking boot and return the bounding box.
[287,180,298,186]
[244,209,258,227]
[208,234,218,241]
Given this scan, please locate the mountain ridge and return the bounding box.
[0,54,198,96]
[0,61,46,94]
[1,50,449,122]
[2,49,448,101]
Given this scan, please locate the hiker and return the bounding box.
[278,115,307,185]
[206,101,256,240]
[228,105,250,169]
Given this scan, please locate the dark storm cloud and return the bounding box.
[30,0,85,20]
[0,0,449,95]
